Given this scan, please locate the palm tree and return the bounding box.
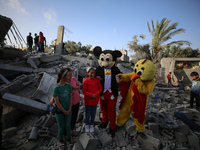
[147,17,191,61]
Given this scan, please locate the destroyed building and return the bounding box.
[1,15,200,150]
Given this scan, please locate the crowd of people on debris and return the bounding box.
[27,32,67,55]
[26,31,46,53]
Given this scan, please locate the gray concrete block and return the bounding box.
[176,124,190,135]
[98,132,112,148]
[113,133,127,147]
[137,135,161,150]
[94,125,101,136]
[124,118,136,134]
[126,144,135,150]
[2,127,18,139]
[79,133,99,150]
[72,140,84,150]
[148,122,159,133]
[175,131,187,143]
[187,135,199,147]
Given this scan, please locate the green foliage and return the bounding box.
[128,35,152,61]
[147,17,191,60]
[65,40,92,55]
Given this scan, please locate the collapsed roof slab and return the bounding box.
[0,63,39,73]
[0,47,26,60]
[30,53,61,66]
[62,55,94,67]
[2,93,47,114]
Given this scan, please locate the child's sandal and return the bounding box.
[67,141,73,150]
[58,143,65,150]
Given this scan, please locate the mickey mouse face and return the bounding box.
[93,46,122,69]
[98,53,115,69]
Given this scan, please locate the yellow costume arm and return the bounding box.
[120,73,134,82]
[135,78,155,95]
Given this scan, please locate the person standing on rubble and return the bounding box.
[176,76,186,94]
[49,70,81,136]
[26,32,33,53]
[187,71,200,112]
[53,68,73,150]
[38,32,46,53]
[82,67,102,133]
[167,72,172,86]
[34,33,39,53]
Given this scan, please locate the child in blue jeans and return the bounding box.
[187,72,200,112]
[82,67,102,132]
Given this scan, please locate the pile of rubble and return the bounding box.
[1,52,200,150]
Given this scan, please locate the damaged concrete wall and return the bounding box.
[160,58,200,85]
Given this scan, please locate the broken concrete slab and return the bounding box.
[0,63,38,73]
[2,93,47,114]
[33,72,56,104]
[27,56,38,69]
[0,73,10,84]
[0,74,36,96]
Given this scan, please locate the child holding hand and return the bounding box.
[82,67,102,132]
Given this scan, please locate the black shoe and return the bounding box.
[109,128,115,138]
[98,122,108,129]
[186,106,193,109]
[137,131,147,139]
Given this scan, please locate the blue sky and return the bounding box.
[0,0,200,56]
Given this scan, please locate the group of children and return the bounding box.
[50,67,102,150]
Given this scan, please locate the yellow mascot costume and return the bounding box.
[116,59,155,139]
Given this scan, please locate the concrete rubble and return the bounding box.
[1,52,200,150]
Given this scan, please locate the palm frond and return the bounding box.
[166,28,185,37]
[168,40,191,46]
[151,19,154,32]
[162,22,178,36]
[159,19,171,38]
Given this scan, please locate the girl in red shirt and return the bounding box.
[82,67,102,132]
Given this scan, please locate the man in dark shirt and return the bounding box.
[27,32,33,53]
[34,33,39,53]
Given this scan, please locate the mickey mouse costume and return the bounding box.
[93,46,122,137]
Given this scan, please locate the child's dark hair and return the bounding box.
[190,71,199,77]
[57,68,72,83]
[86,67,95,77]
